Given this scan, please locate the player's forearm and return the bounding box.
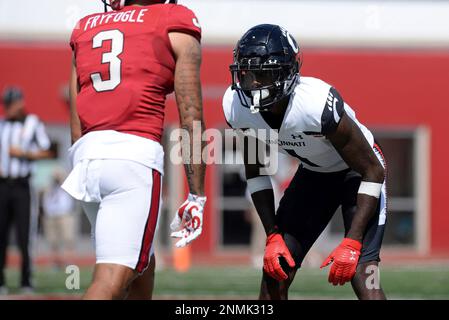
[245,165,277,235]
[244,140,276,235]
[174,35,205,196]
[250,189,277,236]
[176,67,205,196]
[180,118,206,196]
[184,164,206,196]
[328,113,385,242]
[175,67,206,196]
[346,194,379,242]
[347,165,385,242]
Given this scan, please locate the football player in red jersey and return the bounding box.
[62,0,206,300]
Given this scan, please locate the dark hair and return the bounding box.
[2,87,24,107]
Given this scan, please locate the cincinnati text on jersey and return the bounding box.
[266,139,306,148]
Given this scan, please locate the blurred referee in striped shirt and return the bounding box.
[0,87,53,294]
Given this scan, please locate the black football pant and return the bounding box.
[0,178,32,287]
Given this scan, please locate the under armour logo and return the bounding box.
[291,133,303,140]
[349,250,357,261]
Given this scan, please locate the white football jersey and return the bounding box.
[222,77,374,173]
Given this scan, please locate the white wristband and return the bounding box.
[358,181,382,198]
[247,176,273,194]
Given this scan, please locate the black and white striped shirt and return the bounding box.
[0,114,50,179]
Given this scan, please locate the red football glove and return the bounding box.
[263,233,296,281]
[320,238,362,286]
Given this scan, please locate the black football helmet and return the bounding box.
[230,24,301,113]
[102,0,177,11]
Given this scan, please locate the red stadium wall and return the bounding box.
[1,43,449,255]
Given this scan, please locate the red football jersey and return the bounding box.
[70,4,201,143]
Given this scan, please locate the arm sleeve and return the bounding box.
[166,5,202,43]
[321,87,345,135]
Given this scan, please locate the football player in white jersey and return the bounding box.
[222,24,387,300]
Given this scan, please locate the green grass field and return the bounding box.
[2,265,449,299]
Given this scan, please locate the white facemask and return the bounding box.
[250,89,270,113]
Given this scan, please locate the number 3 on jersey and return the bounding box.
[91,30,124,92]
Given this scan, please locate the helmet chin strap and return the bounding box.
[250,89,269,114]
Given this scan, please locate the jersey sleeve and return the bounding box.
[320,87,345,135]
[166,5,202,43]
